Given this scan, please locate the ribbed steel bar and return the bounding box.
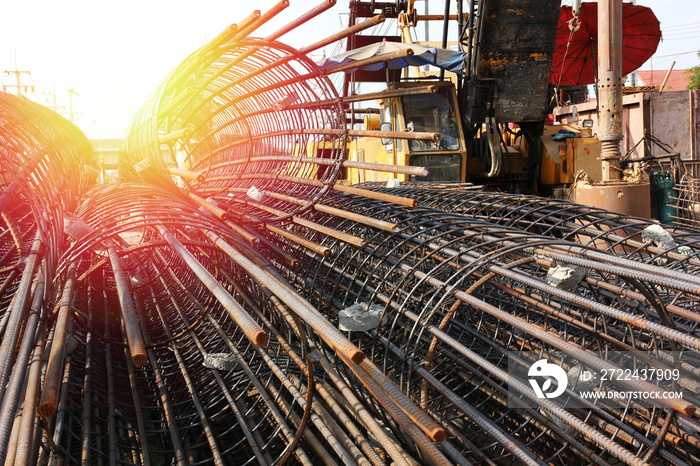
[78,283,93,466]
[0,233,42,407]
[105,237,149,366]
[272,192,700,465]
[13,316,45,466]
[38,262,78,418]
[155,224,269,347]
[0,270,44,465]
[356,183,700,272]
[311,349,421,466]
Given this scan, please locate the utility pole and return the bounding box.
[43,80,63,113]
[3,50,34,95]
[597,0,623,182]
[3,70,33,95]
[68,88,77,122]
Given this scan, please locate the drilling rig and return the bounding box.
[342,0,561,191]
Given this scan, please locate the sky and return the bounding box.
[1,0,697,140]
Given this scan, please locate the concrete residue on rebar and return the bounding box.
[203,353,238,371]
[339,302,384,332]
[546,262,586,290]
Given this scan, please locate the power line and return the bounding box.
[663,30,700,37]
[663,25,700,33]
[653,49,699,59]
[663,21,700,30]
[664,35,700,41]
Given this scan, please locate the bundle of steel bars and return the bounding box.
[0,91,96,464]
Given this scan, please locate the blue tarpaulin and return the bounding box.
[319,42,466,75]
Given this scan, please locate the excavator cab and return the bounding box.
[400,83,465,181]
[347,81,468,184]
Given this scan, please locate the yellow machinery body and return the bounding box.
[346,81,468,184]
[340,81,602,193]
[540,126,602,186]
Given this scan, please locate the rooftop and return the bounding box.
[635,69,692,91]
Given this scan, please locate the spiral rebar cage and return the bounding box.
[121,28,346,224]
[0,92,97,464]
[0,91,96,279]
[30,183,460,466]
[674,176,700,230]
[273,192,700,465]
[354,182,700,269]
[26,183,319,465]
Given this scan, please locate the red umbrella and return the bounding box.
[549,2,661,86]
